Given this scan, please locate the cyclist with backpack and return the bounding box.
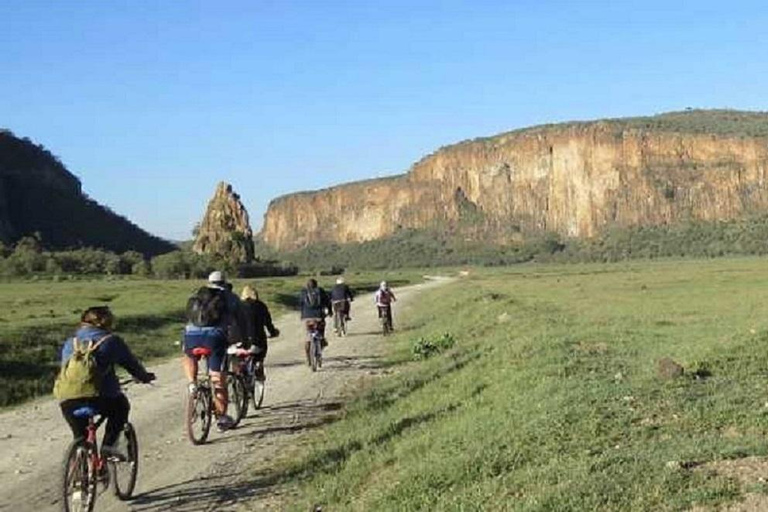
[299,278,332,365]
[374,281,397,331]
[56,306,155,460]
[182,271,242,431]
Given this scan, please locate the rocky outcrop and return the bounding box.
[0,129,174,255]
[193,182,255,263]
[260,111,768,250]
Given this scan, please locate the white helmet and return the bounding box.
[208,270,225,286]
[336,277,345,284]
[380,281,388,289]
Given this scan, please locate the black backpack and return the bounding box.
[186,286,227,327]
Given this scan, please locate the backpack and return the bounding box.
[53,336,109,401]
[186,286,227,327]
[306,288,322,308]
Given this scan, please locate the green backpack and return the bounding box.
[53,335,109,401]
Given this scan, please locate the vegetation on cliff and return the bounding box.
[261,213,768,270]
[0,129,175,256]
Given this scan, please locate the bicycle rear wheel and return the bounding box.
[186,385,212,445]
[61,440,96,512]
[227,375,248,426]
[309,336,319,372]
[111,423,138,500]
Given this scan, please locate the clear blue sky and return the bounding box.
[2,1,767,240]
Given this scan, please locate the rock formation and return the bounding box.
[193,182,255,263]
[0,129,174,256]
[260,111,768,250]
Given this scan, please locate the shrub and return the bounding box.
[411,332,457,360]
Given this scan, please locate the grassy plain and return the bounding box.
[0,270,422,407]
[268,257,768,511]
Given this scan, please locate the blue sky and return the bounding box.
[1,1,767,240]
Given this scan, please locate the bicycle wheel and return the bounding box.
[186,385,212,445]
[251,379,265,409]
[111,423,138,500]
[309,336,319,372]
[61,440,96,512]
[314,336,323,369]
[227,374,248,426]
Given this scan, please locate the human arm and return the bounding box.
[111,335,155,383]
[261,302,280,338]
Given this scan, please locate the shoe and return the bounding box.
[346,316,351,321]
[216,414,234,432]
[101,444,126,462]
[188,382,198,397]
[255,367,266,382]
[96,464,109,483]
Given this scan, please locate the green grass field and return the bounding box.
[262,258,768,511]
[0,270,422,407]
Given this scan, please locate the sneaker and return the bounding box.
[101,444,126,462]
[346,316,351,321]
[96,464,110,483]
[188,382,198,397]
[216,414,235,432]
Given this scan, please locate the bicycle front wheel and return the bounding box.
[227,375,248,426]
[186,385,212,445]
[251,378,265,409]
[61,440,96,512]
[111,423,139,500]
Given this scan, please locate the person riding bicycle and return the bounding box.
[299,278,332,365]
[374,281,397,330]
[182,271,243,432]
[240,284,279,381]
[330,276,354,333]
[58,306,155,460]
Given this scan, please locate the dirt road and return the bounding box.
[0,278,448,511]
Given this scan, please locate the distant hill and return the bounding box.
[0,129,174,256]
[260,109,768,250]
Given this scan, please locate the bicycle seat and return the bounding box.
[72,406,99,419]
[191,347,212,358]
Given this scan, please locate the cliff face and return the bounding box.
[193,182,255,263]
[260,112,768,250]
[0,129,175,255]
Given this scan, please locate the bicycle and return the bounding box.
[308,324,324,372]
[60,404,139,511]
[378,305,393,336]
[332,300,349,337]
[185,347,214,445]
[228,344,266,415]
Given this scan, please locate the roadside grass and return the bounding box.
[0,270,422,407]
[278,258,768,511]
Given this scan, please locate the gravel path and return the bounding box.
[0,277,449,511]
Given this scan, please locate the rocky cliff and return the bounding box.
[193,182,255,263]
[260,110,768,250]
[0,129,175,255]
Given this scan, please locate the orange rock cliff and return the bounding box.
[260,112,768,250]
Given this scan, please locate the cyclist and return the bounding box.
[182,271,242,432]
[240,284,280,381]
[330,277,354,333]
[299,278,332,365]
[59,306,155,460]
[374,281,397,331]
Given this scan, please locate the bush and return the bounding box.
[411,332,457,360]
